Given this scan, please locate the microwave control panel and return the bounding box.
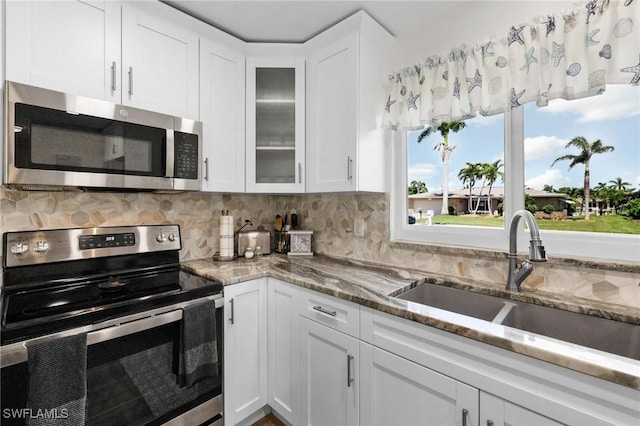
[174,131,199,180]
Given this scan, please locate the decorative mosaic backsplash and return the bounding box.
[1,188,638,308]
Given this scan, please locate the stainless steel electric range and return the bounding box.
[1,225,223,426]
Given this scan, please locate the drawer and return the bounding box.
[300,289,359,338]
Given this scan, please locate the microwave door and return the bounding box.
[4,81,198,191]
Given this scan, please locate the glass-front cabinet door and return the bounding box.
[246,57,305,193]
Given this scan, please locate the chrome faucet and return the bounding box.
[506,210,547,291]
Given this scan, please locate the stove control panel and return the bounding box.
[3,225,182,267]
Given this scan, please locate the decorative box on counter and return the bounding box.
[287,230,313,256]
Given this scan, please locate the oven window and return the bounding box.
[14,103,166,177]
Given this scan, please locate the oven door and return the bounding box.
[0,295,223,426]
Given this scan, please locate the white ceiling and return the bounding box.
[161,1,460,43]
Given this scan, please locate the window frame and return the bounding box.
[391,108,640,263]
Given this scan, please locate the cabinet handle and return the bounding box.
[313,305,337,317]
[347,156,353,181]
[112,144,117,155]
[462,409,469,426]
[204,157,209,181]
[111,61,117,92]
[128,66,134,96]
[298,162,302,184]
[347,354,354,387]
[487,421,494,426]
[229,298,234,324]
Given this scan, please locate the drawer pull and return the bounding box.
[462,409,469,426]
[229,298,234,324]
[313,305,337,317]
[347,354,354,387]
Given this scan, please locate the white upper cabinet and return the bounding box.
[121,2,199,119]
[246,55,305,193]
[305,11,394,193]
[6,1,199,120]
[200,35,246,192]
[6,0,121,102]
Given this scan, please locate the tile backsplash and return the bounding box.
[2,188,638,308]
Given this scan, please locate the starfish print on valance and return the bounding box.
[383,0,639,129]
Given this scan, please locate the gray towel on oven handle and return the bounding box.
[178,299,219,388]
[26,332,87,426]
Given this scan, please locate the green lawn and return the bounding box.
[416,214,640,234]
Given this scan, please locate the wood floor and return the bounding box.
[251,413,286,426]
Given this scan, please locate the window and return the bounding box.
[392,85,640,262]
[524,85,640,234]
[407,114,505,227]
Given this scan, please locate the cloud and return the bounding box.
[524,135,569,161]
[408,162,438,184]
[526,169,571,190]
[467,113,503,127]
[540,85,640,123]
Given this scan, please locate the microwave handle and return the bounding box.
[166,130,175,178]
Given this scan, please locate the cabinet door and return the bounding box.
[300,317,359,426]
[360,342,479,426]
[267,279,300,424]
[121,3,199,119]
[224,278,268,425]
[306,34,358,193]
[5,0,121,102]
[200,38,246,192]
[246,57,305,193]
[481,392,564,426]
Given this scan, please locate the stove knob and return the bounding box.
[10,242,29,255]
[168,233,176,242]
[34,241,50,253]
[156,233,167,243]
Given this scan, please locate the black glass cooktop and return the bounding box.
[1,267,223,345]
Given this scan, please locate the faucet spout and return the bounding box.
[506,210,547,292]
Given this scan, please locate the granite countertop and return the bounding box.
[181,254,640,390]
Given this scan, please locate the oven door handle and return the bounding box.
[1,294,223,368]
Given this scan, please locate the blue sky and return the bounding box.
[408,85,640,193]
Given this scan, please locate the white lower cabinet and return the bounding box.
[300,317,359,426]
[360,342,478,426]
[267,279,301,424]
[480,392,563,426]
[224,278,268,425]
[224,281,639,426]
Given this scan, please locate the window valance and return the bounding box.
[383,0,639,129]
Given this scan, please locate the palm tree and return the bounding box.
[472,163,488,214]
[543,184,555,193]
[608,177,632,191]
[458,162,480,213]
[418,120,467,214]
[551,137,614,220]
[408,180,428,195]
[594,182,610,215]
[483,159,504,215]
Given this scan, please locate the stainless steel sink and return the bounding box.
[498,301,640,360]
[396,283,507,322]
[397,283,640,360]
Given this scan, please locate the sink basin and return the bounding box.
[499,302,640,360]
[396,283,640,360]
[396,283,507,322]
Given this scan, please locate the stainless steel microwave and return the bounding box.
[3,81,202,191]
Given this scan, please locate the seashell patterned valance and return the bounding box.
[383,0,639,129]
